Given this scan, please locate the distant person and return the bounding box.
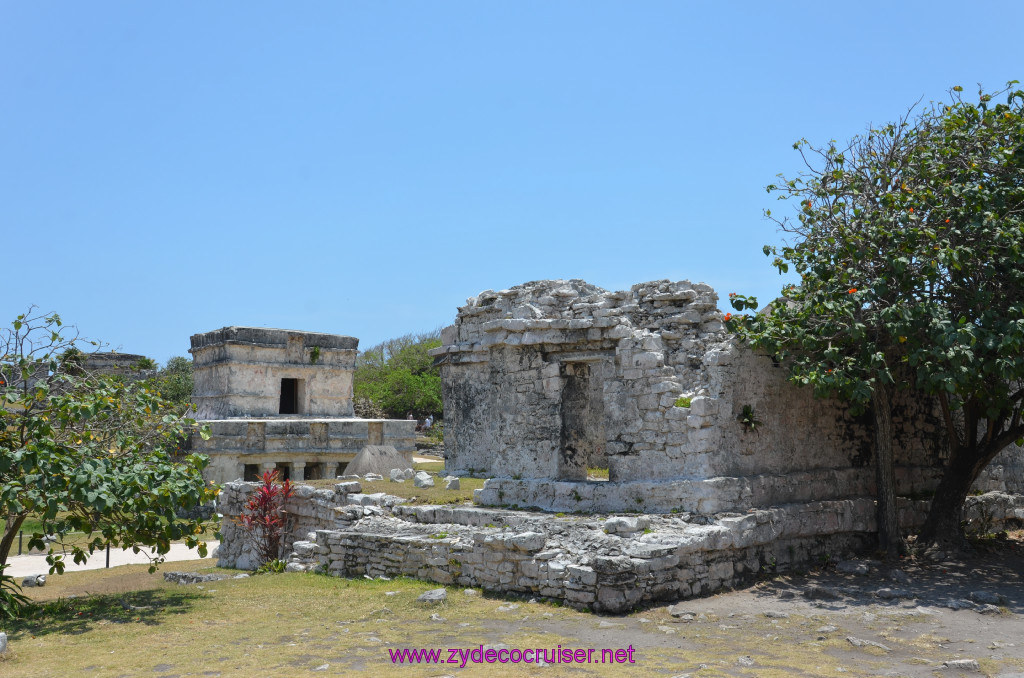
[424,415,433,430]
[406,412,414,420]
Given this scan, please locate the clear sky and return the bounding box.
[3,2,1022,364]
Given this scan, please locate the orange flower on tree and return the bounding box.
[723,313,733,321]
[848,288,857,294]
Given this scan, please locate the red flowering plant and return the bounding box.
[233,470,293,568]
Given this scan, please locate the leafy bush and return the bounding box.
[233,470,293,568]
[149,356,194,407]
[0,563,30,619]
[353,330,443,419]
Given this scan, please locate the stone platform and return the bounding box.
[216,480,1024,613]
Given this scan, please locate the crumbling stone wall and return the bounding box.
[216,482,1024,613]
[431,279,1020,513]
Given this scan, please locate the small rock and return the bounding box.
[604,516,650,535]
[21,574,46,588]
[941,659,980,671]
[233,573,250,579]
[414,471,435,488]
[837,560,870,575]
[737,656,755,667]
[163,572,226,585]
[430,613,447,622]
[764,611,789,619]
[389,468,410,483]
[668,603,698,618]
[969,590,1007,606]
[0,631,7,654]
[284,562,306,573]
[778,590,795,599]
[444,476,460,490]
[364,473,384,482]
[847,636,891,652]
[463,589,478,596]
[417,588,447,605]
[312,664,329,671]
[657,625,677,634]
[497,604,520,612]
[888,569,911,584]
[598,621,623,628]
[817,625,838,633]
[943,599,974,610]
[875,587,914,600]
[976,604,1002,615]
[385,591,399,597]
[804,585,841,600]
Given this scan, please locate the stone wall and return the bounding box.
[191,326,358,419]
[217,481,1024,613]
[191,326,417,484]
[430,279,1022,513]
[196,418,417,482]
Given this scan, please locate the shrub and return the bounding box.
[0,564,30,619]
[233,470,293,568]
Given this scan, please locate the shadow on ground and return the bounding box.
[8,588,203,637]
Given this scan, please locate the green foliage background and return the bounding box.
[353,330,443,419]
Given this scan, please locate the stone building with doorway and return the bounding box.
[430,279,1024,514]
[190,326,416,484]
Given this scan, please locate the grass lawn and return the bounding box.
[0,558,902,678]
[0,560,663,677]
[302,461,487,506]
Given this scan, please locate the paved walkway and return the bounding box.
[4,541,219,578]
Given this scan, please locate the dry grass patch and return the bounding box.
[302,461,486,505]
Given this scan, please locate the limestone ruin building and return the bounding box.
[430,279,1023,513]
[215,281,1024,612]
[190,326,416,483]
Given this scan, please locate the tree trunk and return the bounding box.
[918,457,974,548]
[0,513,27,567]
[872,383,904,558]
[919,444,999,549]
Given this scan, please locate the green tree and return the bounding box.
[353,330,443,419]
[151,355,194,408]
[729,83,1024,554]
[0,309,216,584]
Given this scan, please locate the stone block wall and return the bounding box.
[431,279,1022,513]
[191,326,358,419]
[216,483,1024,613]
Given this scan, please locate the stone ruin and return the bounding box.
[215,281,1024,613]
[190,326,416,484]
[431,279,1022,512]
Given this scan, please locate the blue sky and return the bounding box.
[3,2,1022,363]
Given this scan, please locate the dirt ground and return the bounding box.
[3,533,1024,677]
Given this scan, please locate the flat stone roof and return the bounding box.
[189,326,358,351]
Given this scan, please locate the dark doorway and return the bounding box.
[275,462,291,481]
[279,378,299,414]
[243,464,259,482]
[305,462,324,480]
[558,362,606,481]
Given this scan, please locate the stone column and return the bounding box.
[292,462,306,481]
[260,461,276,476]
[324,461,339,479]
